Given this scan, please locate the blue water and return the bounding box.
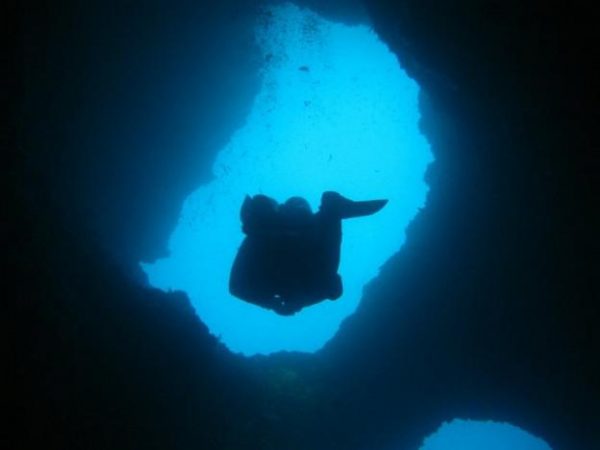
[419,420,552,450]
[142,3,432,355]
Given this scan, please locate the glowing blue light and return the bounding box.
[142,3,433,355]
[419,420,553,450]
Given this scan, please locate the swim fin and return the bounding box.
[321,191,388,219]
[338,198,388,218]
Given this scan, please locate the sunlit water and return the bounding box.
[142,3,433,355]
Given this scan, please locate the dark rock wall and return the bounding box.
[303,2,597,449]
[13,0,261,267]
[9,1,598,449]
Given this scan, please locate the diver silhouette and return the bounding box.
[229,191,387,315]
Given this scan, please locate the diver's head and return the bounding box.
[280,196,313,224]
[241,194,278,234]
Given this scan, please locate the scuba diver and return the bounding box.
[229,191,387,315]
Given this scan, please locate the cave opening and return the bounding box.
[141,2,433,356]
[417,419,553,450]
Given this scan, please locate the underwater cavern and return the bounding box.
[10,1,598,450]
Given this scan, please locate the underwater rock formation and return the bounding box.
[10,1,597,449]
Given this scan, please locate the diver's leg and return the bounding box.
[315,200,343,279]
[325,273,343,300]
